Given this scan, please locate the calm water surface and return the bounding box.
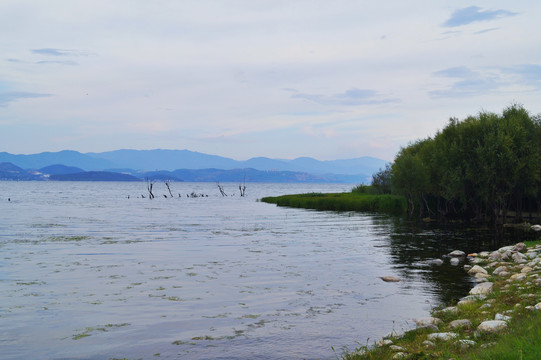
[0,182,526,359]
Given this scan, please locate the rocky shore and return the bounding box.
[350,241,541,359]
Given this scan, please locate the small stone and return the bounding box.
[521,266,533,273]
[530,224,541,231]
[470,282,493,295]
[449,319,472,329]
[449,250,466,257]
[376,339,393,347]
[440,306,458,314]
[390,345,405,351]
[479,251,490,258]
[456,339,476,349]
[501,251,513,261]
[494,313,512,321]
[422,340,435,348]
[534,302,541,311]
[499,271,511,277]
[431,258,444,266]
[457,299,476,307]
[493,265,508,275]
[488,251,501,261]
[480,302,492,309]
[414,317,442,327]
[427,332,457,341]
[477,320,508,333]
[464,264,472,271]
[481,342,497,348]
[450,258,460,266]
[380,276,401,282]
[392,353,406,359]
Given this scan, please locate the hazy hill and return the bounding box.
[0,150,113,170]
[0,162,42,180]
[50,171,141,181]
[0,149,388,182]
[39,164,85,175]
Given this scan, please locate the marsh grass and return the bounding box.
[261,192,406,215]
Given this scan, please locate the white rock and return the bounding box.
[521,266,533,273]
[392,353,406,359]
[495,313,512,321]
[449,319,472,329]
[493,266,508,275]
[498,246,514,252]
[530,224,541,231]
[390,345,405,351]
[422,340,435,348]
[427,332,457,341]
[431,259,444,266]
[456,339,476,349]
[534,302,541,311]
[510,273,526,281]
[469,282,493,295]
[450,258,460,266]
[468,265,488,276]
[449,250,466,257]
[512,252,527,264]
[414,317,442,327]
[376,339,393,347]
[479,251,490,258]
[513,243,527,253]
[440,306,458,314]
[477,320,508,333]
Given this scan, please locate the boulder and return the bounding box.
[512,252,527,264]
[493,266,508,275]
[477,320,508,333]
[449,319,472,330]
[427,332,457,341]
[513,243,527,253]
[469,282,493,295]
[449,250,466,257]
[414,317,442,327]
[450,258,460,266]
[510,273,526,281]
[468,265,488,276]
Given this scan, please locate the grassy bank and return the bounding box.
[341,240,541,360]
[260,192,407,215]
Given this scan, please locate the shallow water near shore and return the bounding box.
[0,182,532,359]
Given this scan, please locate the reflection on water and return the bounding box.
[0,182,533,359]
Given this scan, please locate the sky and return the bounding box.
[1,1,540,161]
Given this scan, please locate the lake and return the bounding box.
[0,182,527,359]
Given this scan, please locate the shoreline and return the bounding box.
[344,240,541,359]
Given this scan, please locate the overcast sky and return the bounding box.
[1,1,540,161]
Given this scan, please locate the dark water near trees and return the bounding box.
[0,182,533,359]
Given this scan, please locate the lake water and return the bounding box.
[0,182,527,359]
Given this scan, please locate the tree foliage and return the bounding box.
[376,104,541,223]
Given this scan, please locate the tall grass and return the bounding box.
[261,192,406,215]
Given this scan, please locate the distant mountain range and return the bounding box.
[0,149,388,183]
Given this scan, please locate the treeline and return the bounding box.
[370,104,541,223]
